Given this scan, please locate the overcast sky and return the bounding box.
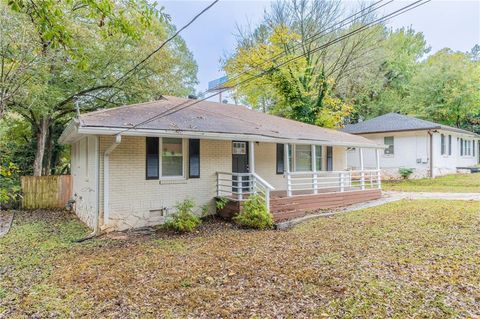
[162,0,480,94]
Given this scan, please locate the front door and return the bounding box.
[232,141,249,194]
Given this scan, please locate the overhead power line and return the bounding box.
[118,0,431,135]
[226,0,393,87]
[112,0,220,87]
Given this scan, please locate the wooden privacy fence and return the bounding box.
[21,175,72,209]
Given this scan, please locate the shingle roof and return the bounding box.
[71,95,381,147]
[342,113,479,137]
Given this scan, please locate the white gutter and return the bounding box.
[76,126,385,149]
[103,134,122,226]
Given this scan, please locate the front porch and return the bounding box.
[216,143,383,222]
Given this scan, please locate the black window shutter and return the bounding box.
[146,137,159,179]
[276,144,284,174]
[327,146,333,171]
[189,139,200,178]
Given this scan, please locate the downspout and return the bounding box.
[103,134,122,227]
[428,130,434,178]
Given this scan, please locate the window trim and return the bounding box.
[277,144,324,174]
[146,137,187,180]
[160,137,186,179]
[294,144,312,172]
[384,136,394,156]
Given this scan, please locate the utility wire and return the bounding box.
[117,0,430,134]
[225,0,393,87]
[111,0,220,87]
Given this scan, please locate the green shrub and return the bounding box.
[164,199,201,233]
[0,162,22,209]
[233,195,273,230]
[399,168,414,179]
[215,196,229,210]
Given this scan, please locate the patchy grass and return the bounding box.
[1,201,480,318]
[383,173,480,193]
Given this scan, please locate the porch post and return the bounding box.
[359,147,365,190]
[284,143,292,197]
[249,141,255,194]
[311,144,318,194]
[375,148,382,189]
[249,141,255,174]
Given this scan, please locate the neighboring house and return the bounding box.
[343,113,480,179]
[59,96,383,231]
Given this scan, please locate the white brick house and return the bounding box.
[60,96,384,231]
[343,113,480,179]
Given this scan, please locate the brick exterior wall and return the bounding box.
[71,135,351,231]
[99,136,232,231]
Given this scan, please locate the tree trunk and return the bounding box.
[33,117,49,176]
[43,125,53,176]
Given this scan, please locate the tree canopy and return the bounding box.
[0,0,197,176]
[224,0,479,134]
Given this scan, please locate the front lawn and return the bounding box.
[382,173,480,193]
[1,201,480,318]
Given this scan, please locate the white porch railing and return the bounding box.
[285,169,381,196]
[216,172,275,209]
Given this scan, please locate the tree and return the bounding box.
[224,0,383,128]
[1,0,197,175]
[0,4,37,118]
[405,48,480,129]
[349,27,429,121]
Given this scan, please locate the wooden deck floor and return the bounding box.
[217,189,382,222]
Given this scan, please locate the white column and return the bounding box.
[375,148,382,189]
[284,144,292,197]
[249,141,255,194]
[359,147,365,190]
[249,141,255,173]
[311,145,318,194]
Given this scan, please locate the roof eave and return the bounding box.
[58,120,81,144]
[77,126,384,149]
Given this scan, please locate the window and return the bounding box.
[162,138,183,177]
[315,145,323,171]
[448,135,452,155]
[473,140,476,157]
[295,144,312,171]
[146,137,159,179]
[189,139,200,178]
[441,134,446,155]
[460,138,463,156]
[232,142,246,155]
[276,144,284,174]
[384,136,394,155]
